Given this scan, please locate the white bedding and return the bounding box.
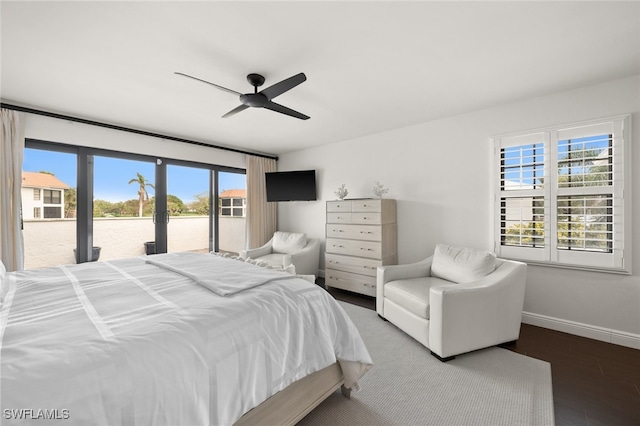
[144,252,299,296]
[0,254,372,426]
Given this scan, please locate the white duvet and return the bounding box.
[0,254,372,426]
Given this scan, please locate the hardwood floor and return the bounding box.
[324,285,640,426]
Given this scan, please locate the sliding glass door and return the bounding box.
[93,155,156,261]
[218,171,246,255]
[23,140,247,268]
[167,164,211,253]
[22,147,77,269]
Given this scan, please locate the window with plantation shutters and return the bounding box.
[492,115,630,273]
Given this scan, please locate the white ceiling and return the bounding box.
[2,1,639,156]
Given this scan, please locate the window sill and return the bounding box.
[506,258,631,275]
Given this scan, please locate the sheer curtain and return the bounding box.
[0,109,25,271]
[245,155,277,249]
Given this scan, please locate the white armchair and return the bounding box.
[376,244,526,361]
[240,231,320,276]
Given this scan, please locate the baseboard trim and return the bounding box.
[522,311,640,350]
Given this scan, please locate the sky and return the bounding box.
[23,148,246,203]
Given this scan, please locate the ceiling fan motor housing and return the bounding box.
[240,93,269,108]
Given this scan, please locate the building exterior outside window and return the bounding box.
[219,189,246,217]
[21,171,70,220]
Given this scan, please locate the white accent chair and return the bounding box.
[240,231,320,276]
[376,244,527,361]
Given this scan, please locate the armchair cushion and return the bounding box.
[240,233,320,276]
[272,231,308,254]
[385,277,453,320]
[431,243,496,284]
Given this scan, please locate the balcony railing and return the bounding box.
[23,216,245,270]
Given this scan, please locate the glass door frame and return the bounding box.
[162,158,245,254]
[25,139,245,262]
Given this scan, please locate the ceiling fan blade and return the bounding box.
[222,104,249,118]
[263,101,310,120]
[260,73,306,100]
[174,72,242,96]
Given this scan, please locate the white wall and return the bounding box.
[278,75,640,346]
[23,113,246,169]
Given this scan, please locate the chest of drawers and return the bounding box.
[325,199,397,297]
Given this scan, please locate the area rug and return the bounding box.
[298,301,554,426]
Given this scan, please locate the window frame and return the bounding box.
[491,114,631,274]
[43,189,62,205]
[43,206,62,219]
[25,139,246,261]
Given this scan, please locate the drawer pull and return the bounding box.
[360,248,373,251]
[360,231,373,234]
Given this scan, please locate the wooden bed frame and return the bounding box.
[235,362,349,425]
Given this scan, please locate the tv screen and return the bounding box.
[265,170,317,202]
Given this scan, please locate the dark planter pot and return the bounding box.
[74,246,101,263]
[144,241,156,255]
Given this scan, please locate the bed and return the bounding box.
[0,252,373,425]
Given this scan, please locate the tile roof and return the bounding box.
[219,189,246,198]
[22,171,71,189]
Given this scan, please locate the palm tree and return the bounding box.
[64,187,76,218]
[128,172,155,217]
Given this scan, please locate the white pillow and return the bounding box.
[272,231,308,254]
[431,243,496,284]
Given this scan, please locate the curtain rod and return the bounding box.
[0,102,279,161]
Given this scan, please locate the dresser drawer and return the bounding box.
[326,238,382,259]
[326,212,352,224]
[351,212,382,225]
[325,269,376,297]
[325,253,381,277]
[326,200,352,213]
[326,224,381,241]
[351,199,381,212]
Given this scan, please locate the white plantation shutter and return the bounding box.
[494,132,548,262]
[492,115,630,273]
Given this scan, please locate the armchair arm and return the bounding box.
[376,256,433,314]
[428,259,527,358]
[239,237,274,260]
[286,238,320,276]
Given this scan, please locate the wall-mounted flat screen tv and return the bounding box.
[265,170,317,202]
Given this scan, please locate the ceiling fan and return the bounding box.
[175,71,310,120]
